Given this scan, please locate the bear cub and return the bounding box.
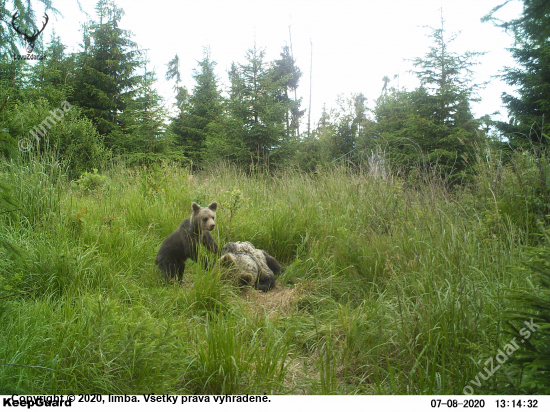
[156,202,218,281]
[216,241,282,292]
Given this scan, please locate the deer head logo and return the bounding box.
[11,11,49,54]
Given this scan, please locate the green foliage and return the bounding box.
[0,126,17,159]
[201,115,250,165]
[483,0,550,43]
[293,95,373,171]
[293,106,336,171]
[0,293,189,393]
[331,105,357,159]
[170,50,223,163]
[475,148,550,237]
[6,153,66,227]
[369,16,483,182]
[48,110,109,177]
[484,1,550,148]
[25,35,76,105]
[72,169,108,193]
[188,313,293,394]
[68,206,88,235]
[272,46,304,138]
[0,157,535,394]
[219,186,248,242]
[5,99,108,177]
[1,0,549,395]
[495,230,550,394]
[71,0,144,138]
[497,38,550,147]
[224,44,300,166]
[0,259,24,300]
[224,187,247,223]
[117,66,176,162]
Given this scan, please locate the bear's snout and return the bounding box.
[208,223,215,231]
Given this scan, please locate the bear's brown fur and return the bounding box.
[156,202,218,281]
[215,241,282,292]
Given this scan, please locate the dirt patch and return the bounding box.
[240,284,305,318]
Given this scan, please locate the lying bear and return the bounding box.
[215,241,282,292]
[156,202,218,281]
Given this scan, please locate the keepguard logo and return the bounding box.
[11,11,49,60]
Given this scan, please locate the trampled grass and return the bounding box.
[0,158,530,394]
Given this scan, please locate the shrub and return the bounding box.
[499,231,550,394]
[72,169,108,193]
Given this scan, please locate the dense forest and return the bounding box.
[1,0,549,395]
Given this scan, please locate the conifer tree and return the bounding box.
[483,0,550,43]
[485,0,550,147]
[374,14,483,181]
[172,50,223,162]
[71,0,143,143]
[272,46,304,139]
[293,105,335,171]
[118,65,174,162]
[28,33,76,105]
[165,53,189,111]
[497,38,550,147]
[226,44,293,165]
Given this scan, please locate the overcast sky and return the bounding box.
[31,0,524,128]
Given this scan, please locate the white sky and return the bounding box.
[32,0,524,129]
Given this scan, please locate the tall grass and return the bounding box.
[0,157,532,394]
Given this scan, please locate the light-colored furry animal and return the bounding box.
[215,241,281,292]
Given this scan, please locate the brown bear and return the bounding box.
[156,202,218,281]
[215,241,282,292]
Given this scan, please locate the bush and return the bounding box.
[499,231,550,394]
[72,169,108,193]
[47,111,110,177]
[475,148,550,239]
[6,99,109,177]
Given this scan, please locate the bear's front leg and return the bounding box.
[201,232,219,254]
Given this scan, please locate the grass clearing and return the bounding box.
[0,159,529,394]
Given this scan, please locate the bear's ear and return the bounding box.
[192,202,201,213]
[263,253,282,274]
[208,202,217,212]
[219,254,235,267]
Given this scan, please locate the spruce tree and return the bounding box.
[497,38,550,147]
[119,65,173,162]
[272,46,304,139]
[374,14,483,181]
[226,44,292,165]
[28,32,76,105]
[485,1,550,147]
[71,0,143,143]
[172,50,223,162]
[165,53,189,111]
[483,0,550,43]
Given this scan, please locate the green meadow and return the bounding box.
[0,157,535,394]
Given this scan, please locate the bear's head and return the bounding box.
[191,202,217,232]
[216,251,256,287]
